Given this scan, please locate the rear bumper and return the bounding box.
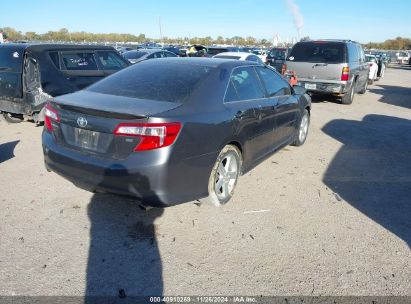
[0,97,44,116]
[296,79,349,94]
[42,131,217,207]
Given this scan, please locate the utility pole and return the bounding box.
[159,16,163,45]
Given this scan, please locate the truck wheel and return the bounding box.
[2,112,23,123]
[341,82,355,105]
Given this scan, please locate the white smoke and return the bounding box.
[285,0,304,38]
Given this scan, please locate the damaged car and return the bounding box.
[0,43,129,123]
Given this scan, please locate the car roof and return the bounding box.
[0,43,115,52]
[145,57,263,69]
[214,52,252,57]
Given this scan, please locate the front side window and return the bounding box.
[225,66,265,102]
[256,67,291,97]
[96,51,129,70]
[61,52,98,70]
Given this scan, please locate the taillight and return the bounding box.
[369,63,373,68]
[113,122,182,152]
[281,64,287,75]
[44,103,59,131]
[341,67,350,81]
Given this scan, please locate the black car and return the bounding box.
[43,58,311,207]
[266,48,290,72]
[122,49,177,64]
[0,43,129,123]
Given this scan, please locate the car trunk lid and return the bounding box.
[49,90,182,158]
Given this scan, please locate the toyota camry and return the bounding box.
[42,58,311,207]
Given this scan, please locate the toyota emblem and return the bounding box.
[77,117,87,128]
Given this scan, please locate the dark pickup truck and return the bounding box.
[0,43,129,123]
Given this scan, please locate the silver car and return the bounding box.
[285,40,369,104]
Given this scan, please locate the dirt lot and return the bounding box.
[0,65,410,297]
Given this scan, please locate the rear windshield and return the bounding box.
[123,51,147,60]
[215,55,241,60]
[207,48,229,56]
[288,42,346,63]
[87,61,215,103]
[365,55,376,63]
[269,49,286,59]
[0,48,24,72]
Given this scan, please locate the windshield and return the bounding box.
[87,61,215,103]
[288,42,346,63]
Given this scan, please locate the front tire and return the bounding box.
[201,145,242,207]
[292,109,310,146]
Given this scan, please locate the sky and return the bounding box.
[1,0,411,43]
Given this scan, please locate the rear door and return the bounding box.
[59,51,105,90]
[356,45,369,90]
[286,42,346,83]
[223,66,271,163]
[255,66,299,145]
[0,47,24,100]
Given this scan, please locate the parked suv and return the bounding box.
[0,43,129,123]
[285,40,369,104]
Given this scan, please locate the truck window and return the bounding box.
[24,57,41,91]
[95,51,129,70]
[61,52,98,71]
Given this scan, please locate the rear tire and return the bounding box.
[2,112,23,123]
[200,145,242,207]
[292,109,310,146]
[341,81,355,105]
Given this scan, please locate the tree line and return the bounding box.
[0,27,273,46]
[364,37,411,50]
[1,27,410,49]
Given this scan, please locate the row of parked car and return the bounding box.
[0,39,386,207]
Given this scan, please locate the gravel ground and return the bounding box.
[0,64,410,297]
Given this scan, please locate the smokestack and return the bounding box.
[285,0,304,39]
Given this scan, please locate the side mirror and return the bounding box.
[293,85,306,95]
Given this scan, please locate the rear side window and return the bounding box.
[288,42,346,63]
[225,66,265,102]
[256,67,291,97]
[96,51,129,70]
[347,44,359,62]
[0,48,24,72]
[61,52,98,70]
[49,52,60,69]
[87,61,215,103]
[216,55,241,60]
